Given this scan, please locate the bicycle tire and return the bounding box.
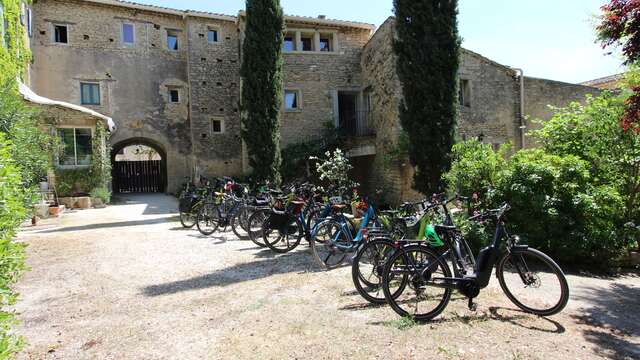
[352,238,407,304]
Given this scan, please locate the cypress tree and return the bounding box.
[241,0,284,183]
[393,0,461,193]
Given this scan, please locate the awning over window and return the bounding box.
[18,82,117,132]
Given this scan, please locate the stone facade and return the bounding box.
[28,1,601,200]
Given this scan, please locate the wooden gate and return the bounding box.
[112,160,165,193]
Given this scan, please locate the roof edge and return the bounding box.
[81,0,237,21]
[237,10,375,30]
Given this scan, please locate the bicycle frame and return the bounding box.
[318,204,377,252]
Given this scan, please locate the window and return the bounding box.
[300,34,313,51]
[167,30,179,50]
[169,89,180,103]
[207,28,218,43]
[80,82,100,105]
[284,33,295,52]
[58,128,92,166]
[27,8,32,37]
[122,23,134,45]
[54,24,68,44]
[211,118,224,134]
[319,36,332,52]
[284,90,300,110]
[459,79,471,107]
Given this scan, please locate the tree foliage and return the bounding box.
[240,0,284,184]
[393,0,461,194]
[598,0,640,132]
[311,149,359,193]
[446,91,639,268]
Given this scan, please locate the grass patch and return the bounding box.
[382,316,418,330]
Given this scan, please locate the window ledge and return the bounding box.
[284,109,303,113]
[56,165,91,170]
[284,50,340,56]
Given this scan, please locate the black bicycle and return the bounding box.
[381,202,569,321]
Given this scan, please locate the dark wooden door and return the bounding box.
[112,160,165,193]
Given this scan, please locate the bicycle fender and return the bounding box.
[510,244,529,254]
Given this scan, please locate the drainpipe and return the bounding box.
[512,68,526,149]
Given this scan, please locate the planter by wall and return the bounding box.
[58,197,93,209]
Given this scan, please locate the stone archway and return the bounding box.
[111,138,168,193]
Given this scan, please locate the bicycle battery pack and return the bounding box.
[475,245,499,287]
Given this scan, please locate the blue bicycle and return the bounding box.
[310,198,380,269]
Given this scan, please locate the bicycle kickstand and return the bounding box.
[468,298,477,312]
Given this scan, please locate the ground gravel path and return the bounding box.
[13,194,640,359]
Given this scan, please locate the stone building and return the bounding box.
[24,0,600,200]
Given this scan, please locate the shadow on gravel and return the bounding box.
[111,194,178,215]
[37,216,179,233]
[570,283,640,359]
[141,250,320,297]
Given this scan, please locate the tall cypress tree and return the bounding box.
[393,0,461,193]
[241,0,284,183]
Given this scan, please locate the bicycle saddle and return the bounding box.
[435,224,456,231]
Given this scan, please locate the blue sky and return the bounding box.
[137,0,623,83]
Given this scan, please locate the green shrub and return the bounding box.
[90,187,111,204]
[55,168,97,197]
[0,134,27,356]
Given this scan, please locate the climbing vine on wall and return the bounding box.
[0,0,32,85]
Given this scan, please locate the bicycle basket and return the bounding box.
[179,195,198,213]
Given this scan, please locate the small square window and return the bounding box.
[285,90,300,110]
[211,118,224,134]
[122,23,134,45]
[54,24,68,44]
[167,30,179,50]
[284,34,295,52]
[169,89,180,103]
[208,28,218,43]
[80,82,100,105]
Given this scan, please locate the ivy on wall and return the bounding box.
[0,0,32,85]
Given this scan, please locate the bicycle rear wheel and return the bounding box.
[263,217,303,253]
[196,203,219,236]
[352,238,407,304]
[247,209,269,247]
[497,248,569,316]
[310,221,348,269]
[382,245,452,321]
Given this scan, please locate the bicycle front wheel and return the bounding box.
[247,209,269,247]
[263,218,303,254]
[352,238,407,304]
[497,248,569,316]
[180,211,196,228]
[310,221,348,270]
[196,203,219,236]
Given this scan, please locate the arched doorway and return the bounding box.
[111,138,168,193]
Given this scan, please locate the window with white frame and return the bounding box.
[211,117,224,134]
[58,128,92,166]
[122,23,135,45]
[207,27,218,43]
[53,24,68,44]
[284,90,300,110]
[80,82,100,105]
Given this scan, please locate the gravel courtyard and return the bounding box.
[13,194,640,359]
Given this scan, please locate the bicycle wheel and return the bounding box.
[497,248,569,316]
[231,207,250,239]
[247,209,269,247]
[382,244,452,321]
[310,221,348,269]
[263,217,303,253]
[196,203,219,236]
[352,238,408,304]
[180,211,196,228]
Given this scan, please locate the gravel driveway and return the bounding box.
[13,194,640,359]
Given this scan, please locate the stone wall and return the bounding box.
[279,23,371,147]
[186,17,244,178]
[523,77,600,147]
[30,0,192,193]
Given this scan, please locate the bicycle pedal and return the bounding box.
[468,298,477,312]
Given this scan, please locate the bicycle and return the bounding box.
[381,202,569,321]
